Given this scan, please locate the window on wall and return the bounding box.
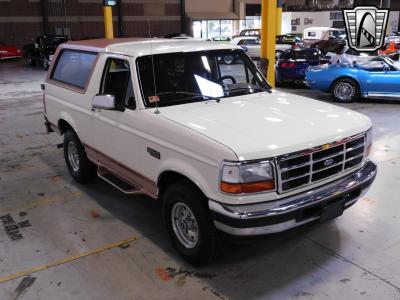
[207,20,221,38]
[221,20,233,38]
[193,21,202,38]
[192,19,260,39]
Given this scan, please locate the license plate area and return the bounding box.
[319,198,344,223]
[296,195,345,223]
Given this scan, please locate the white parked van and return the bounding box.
[303,27,341,41]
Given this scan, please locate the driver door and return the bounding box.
[361,62,400,98]
[90,55,145,176]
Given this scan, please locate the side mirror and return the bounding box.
[92,94,116,110]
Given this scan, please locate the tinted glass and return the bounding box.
[101,58,135,109]
[52,50,97,89]
[43,37,69,46]
[281,49,322,60]
[137,49,270,107]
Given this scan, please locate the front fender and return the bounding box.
[59,111,79,136]
[158,158,219,200]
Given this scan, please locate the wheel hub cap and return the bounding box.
[171,202,199,249]
[67,141,80,172]
[335,82,353,100]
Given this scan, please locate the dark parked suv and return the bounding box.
[23,35,70,69]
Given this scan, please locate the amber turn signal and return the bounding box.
[220,180,275,194]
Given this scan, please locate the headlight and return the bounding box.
[365,127,373,157]
[220,161,275,194]
[0,50,8,54]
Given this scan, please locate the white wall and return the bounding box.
[282,11,338,34]
[282,11,400,35]
[388,11,400,34]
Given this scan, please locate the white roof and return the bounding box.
[61,38,240,57]
[304,27,340,32]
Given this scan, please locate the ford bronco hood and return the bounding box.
[157,91,371,160]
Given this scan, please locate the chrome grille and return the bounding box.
[277,134,365,193]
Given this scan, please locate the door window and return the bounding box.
[101,58,135,109]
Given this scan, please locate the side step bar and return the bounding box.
[97,165,149,196]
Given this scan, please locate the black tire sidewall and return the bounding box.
[163,182,219,265]
[28,56,35,66]
[42,57,49,70]
[332,79,359,103]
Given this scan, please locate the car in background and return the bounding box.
[303,27,341,41]
[276,34,301,44]
[326,47,378,64]
[276,48,330,85]
[23,35,70,69]
[0,42,23,60]
[238,29,261,37]
[208,36,231,42]
[385,35,400,44]
[379,41,400,56]
[230,36,291,62]
[303,27,345,54]
[387,50,400,61]
[305,56,400,102]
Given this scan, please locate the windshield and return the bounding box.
[281,49,323,60]
[136,49,271,107]
[357,56,399,71]
[43,37,69,46]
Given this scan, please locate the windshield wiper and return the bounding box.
[157,91,221,103]
[227,86,272,94]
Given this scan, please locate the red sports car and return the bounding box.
[0,42,23,60]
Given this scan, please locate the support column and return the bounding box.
[103,6,114,39]
[260,0,277,87]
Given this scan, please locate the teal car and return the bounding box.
[305,56,400,102]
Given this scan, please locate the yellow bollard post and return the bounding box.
[260,0,277,87]
[276,0,282,36]
[103,6,114,39]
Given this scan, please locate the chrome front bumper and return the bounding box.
[209,160,377,236]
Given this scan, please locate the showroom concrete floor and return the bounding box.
[0,60,399,300]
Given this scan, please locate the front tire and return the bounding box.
[41,56,49,70]
[63,130,97,183]
[163,181,220,266]
[28,56,36,66]
[331,78,360,103]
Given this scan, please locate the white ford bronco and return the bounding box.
[43,38,377,265]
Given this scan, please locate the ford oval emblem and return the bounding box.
[324,158,334,167]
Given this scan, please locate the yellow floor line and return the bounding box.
[0,236,139,284]
[0,192,82,215]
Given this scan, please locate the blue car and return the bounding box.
[276,48,330,85]
[305,56,400,102]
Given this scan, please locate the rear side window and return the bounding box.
[52,50,97,89]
